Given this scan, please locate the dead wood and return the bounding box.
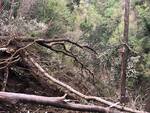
[0,91,120,113]
[0,36,97,54]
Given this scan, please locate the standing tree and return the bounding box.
[120,0,130,103]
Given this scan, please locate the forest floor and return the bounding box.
[0,56,98,113]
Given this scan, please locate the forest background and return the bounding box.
[0,0,149,112]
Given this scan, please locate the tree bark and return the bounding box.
[120,0,130,103]
[0,92,119,113]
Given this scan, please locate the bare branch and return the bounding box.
[36,42,94,75]
[0,36,97,54]
[0,57,20,70]
[0,41,35,70]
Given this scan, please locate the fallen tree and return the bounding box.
[0,36,148,113]
[0,92,120,113]
[23,51,147,113]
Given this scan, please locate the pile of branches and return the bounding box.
[0,35,148,113]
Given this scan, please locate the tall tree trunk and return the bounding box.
[120,0,130,103]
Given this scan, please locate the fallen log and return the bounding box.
[0,92,119,113]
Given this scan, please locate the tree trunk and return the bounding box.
[0,92,120,113]
[120,0,130,103]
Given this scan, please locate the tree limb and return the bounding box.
[0,36,97,54]
[0,92,120,113]
[36,42,94,75]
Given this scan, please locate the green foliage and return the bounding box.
[81,0,150,98]
[35,0,75,37]
[131,2,149,71]
[80,18,93,32]
[66,0,80,12]
[26,0,150,100]
[85,16,121,48]
[1,0,20,17]
[2,0,11,10]
[125,1,150,94]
